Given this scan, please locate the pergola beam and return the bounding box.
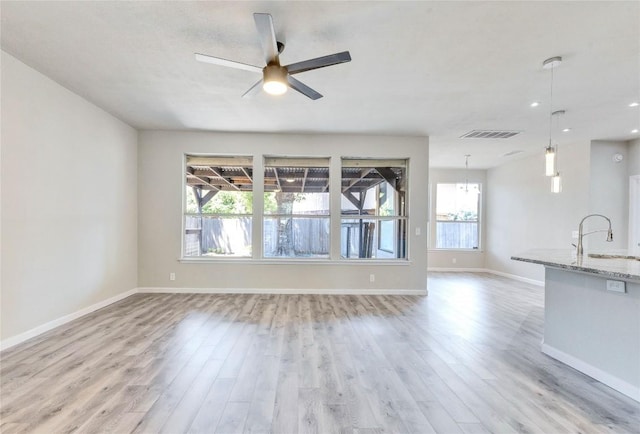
[375,167,400,191]
[186,168,220,192]
[273,168,283,192]
[200,190,218,207]
[207,167,241,191]
[301,168,309,193]
[342,191,362,210]
[241,167,253,182]
[342,168,373,193]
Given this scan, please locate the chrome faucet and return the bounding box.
[576,214,613,256]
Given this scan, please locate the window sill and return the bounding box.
[179,257,412,265]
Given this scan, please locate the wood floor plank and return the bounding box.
[416,400,464,434]
[214,401,249,434]
[243,355,279,433]
[187,378,235,434]
[298,387,322,434]
[270,297,300,434]
[1,273,638,433]
[159,357,225,433]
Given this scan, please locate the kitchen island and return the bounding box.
[512,249,640,402]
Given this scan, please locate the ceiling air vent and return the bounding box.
[502,150,524,157]
[460,130,521,139]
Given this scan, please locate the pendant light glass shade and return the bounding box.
[545,145,556,176]
[551,172,562,193]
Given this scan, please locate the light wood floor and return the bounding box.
[1,273,639,433]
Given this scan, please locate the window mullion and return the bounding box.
[253,155,265,259]
[330,157,342,260]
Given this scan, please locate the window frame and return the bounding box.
[432,182,482,251]
[262,156,331,260]
[182,154,254,259]
[180,153,412,263]
[340,158,409,260]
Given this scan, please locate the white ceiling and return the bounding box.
[1,1,638,168]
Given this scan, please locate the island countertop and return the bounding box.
[511,249,640,281]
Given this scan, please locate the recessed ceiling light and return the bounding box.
[530,101,540,107]
[562,128,571,133]
[632,129,639,134]
[629,102,639,107]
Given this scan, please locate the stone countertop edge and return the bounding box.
[511,249,640,282]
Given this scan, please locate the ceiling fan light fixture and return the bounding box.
[263,64,288,95]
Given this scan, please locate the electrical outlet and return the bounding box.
[170,272,176,281]
[369,274,375,283]
[572,230,579,239]
[606,280,626,293]
[415,227,421,236]
[452,258,457,264]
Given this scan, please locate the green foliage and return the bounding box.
[263,192,307,214]
[263,193,278,213]
[379,201,394,216]
[186,188,252,214]
[448,210,477,221]
[187,188,312,216]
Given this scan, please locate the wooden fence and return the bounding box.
[185,216,329,257]
[435,221,478,249]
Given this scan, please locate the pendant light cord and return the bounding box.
[548,66,554,146]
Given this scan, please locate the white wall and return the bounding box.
[588,140,629,251]
[1,51,138,341]
[138,131,428,292]
[428,168,486,269]
[627,139,640,255]
[485,142,590,281]
[629,138,640,176]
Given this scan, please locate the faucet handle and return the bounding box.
[571,243,577,248]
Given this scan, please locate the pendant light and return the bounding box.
[543,56,561,177]
[550,110,564,194]
[464,154,471,193]
[551,173,562,193]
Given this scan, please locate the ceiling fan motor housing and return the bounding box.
[263,64,289,95]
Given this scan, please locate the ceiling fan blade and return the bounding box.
[285,51,351,75]
[195,53,262,73]
[287,76,323,100]
[242,79,264,98]
[253,13,278,64]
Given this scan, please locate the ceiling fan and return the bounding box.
[195,13,351,100]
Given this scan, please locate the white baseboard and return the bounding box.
[427,267,544,286]
[482,269,544,286]
[541,342,640,403]
[0,288,137,352]
[427,267,486,272]
[138,287,427,296]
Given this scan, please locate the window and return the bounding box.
[184,155,253,257]
[341,158,407,259]
[182,154,411,261]
[434,183,480,249]
[263,157,330,258]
